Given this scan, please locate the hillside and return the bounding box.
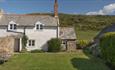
[28,13,115,31]
[59,14,115,31]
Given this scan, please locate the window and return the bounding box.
[10,24,13,29]
[40,24,43,29]
[9,21,17,30]
[9,24,17,30]
[62,40,66,44]
[32,40,35,46]
[28,40,35,46]
[36,24,39,30]
[35,21,44,30]
[14,24,17,29]
[36,24,44,30]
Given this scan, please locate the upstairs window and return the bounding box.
[9,24,17,30]
[36,24,39,30]
[36,24,43,30]
[40,24,43,30]
[8,21,17,30]
[35,21,44,30]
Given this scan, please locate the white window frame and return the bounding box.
[35,21,44,30]
[28,40,35,46]
[8,21,17,30]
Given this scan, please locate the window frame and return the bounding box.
[35,21,44,30]
[8,21,17,30]
[40,24,43,30]
[28,40,35,46]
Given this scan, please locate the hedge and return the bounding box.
[48,38,61,52]
[100,32,115,69]
[77,40,89,49]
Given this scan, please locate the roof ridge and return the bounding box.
[2,14,53,17]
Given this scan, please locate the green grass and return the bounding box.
[0,51,110,70]
[76,30,99,41]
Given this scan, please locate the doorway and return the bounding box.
[14,38,20,52]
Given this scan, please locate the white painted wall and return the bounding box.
[25,28,57,51]
[0,28,57,51]
[0,29,23,37]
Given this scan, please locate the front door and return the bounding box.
[14,39,20,52]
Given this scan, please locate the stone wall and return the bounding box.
[0,36,15,59]
[67,41,76,52]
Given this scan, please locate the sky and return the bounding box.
[0,0,115,15]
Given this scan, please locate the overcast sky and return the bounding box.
[0,0,115,15]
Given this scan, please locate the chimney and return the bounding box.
[54,0,58,17]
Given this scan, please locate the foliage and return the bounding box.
[47,38,61,52]
[77,40,89,49]
[59,14,115,31]
[100,32,115,68]
[21,35,28,51]
[31,50,44,53]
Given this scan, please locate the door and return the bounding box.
[14,39,20,52]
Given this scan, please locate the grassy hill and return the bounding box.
[59,14,115,31]
[28,13,115,31]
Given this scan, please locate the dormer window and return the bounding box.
[35,21,44,30]
[40,24,43,29]
[36,24,39,30]
[8,21,17,30]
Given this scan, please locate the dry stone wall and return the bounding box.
[0,36,15,60]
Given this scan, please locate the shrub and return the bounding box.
[31,50,44,53]
[48,38,61,52]
[21,35,28,52]
[100,32,115,68]
[77,40,89,49]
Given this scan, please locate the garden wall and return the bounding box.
[0,36,15,58]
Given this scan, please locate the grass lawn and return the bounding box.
[0,51,110,70]
[76,30,99,41]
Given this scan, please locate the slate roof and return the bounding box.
[59,27,76,40]
[0,14,57,26]
[95,23,115,39]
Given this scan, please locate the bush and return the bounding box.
[100,32,115,68]
[77,40,89,49]
[48,38,61,52]
[21,35,28,52]
[31,50,44,53]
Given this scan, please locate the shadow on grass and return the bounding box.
[71,58,94,70]
[71,49,110,70]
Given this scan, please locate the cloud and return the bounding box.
[86,3,115,15]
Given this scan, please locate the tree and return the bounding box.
[21,35,28,52]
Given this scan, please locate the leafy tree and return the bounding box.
[22,35,28,51]
[100,32,115,69]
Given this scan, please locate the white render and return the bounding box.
[25,28,57,51]
[0,27,57,51]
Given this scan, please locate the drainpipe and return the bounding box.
[56,17,59,38]
[23,26,26,35]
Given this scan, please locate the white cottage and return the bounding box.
[0,0,59,52]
